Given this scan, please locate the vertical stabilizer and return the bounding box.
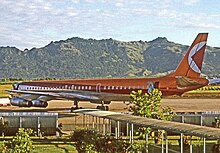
[172,33,208,78]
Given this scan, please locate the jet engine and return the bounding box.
[10,97,32,107]
[10,97,48,108]
[31,99,48,107]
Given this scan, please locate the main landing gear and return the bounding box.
[96,105,109,111]
[70,100,82,112]
[96,101,109,111]
[70,100,109,111]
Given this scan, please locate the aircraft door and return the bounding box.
[147,81,159,93]
[154,81,159,89]
[147,82,154,93]
[96,83,101,92]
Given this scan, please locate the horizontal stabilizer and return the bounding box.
[176,77,202,87]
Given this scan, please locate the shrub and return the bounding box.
[71,129,137,153]
[1,128,34,153]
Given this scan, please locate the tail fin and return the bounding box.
[172,33,208,78]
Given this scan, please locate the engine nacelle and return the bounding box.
[31,99,48,107]
[10,97,32,107]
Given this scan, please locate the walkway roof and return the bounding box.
[73,109,220,139]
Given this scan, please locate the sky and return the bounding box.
[0,0,220,50]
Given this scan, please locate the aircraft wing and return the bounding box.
[7,89,131,102]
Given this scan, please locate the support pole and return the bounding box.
[131,123,134,143]
[146,133,149,153]
[180,133,183,153]
[201,116,203,126]
[117,121,120,138]
[92,116,95,129]
[109,119,111,134]
[129,123,131,143]
[203,137,206,153]
[19,116,22,128]
[165,131,168,153]
[83,114,85,127]
[115,121,118,139]
[99,117,101,132]
[190,136,193,153]
[126,122,129,136]
[103,118,105,135]
[74,113,76,128]
[182,115,185,123]
[162,131,164,153]
[95,116,98,131]
[87,114,89,128]
[37,117,40,136]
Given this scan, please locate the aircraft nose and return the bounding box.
[12,83,20,90]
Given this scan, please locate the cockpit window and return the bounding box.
[12,83,20,90]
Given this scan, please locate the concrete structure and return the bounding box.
[174,112,220,127]
[0,112,58,136]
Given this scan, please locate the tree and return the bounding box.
[130,89,175,140]
[1,128,34,153]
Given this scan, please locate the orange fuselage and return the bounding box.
[18,76,209,97]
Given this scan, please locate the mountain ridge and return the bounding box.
[0,36,220,79]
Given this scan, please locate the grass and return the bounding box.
[0,84,12,98]
[0,136,78,153]
[33,144,77,153]
[31,137,218,153]
[0,134,218,153]
[0,142,78,153]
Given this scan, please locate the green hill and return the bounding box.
[0,37,219,79]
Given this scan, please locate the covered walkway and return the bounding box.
[73,109,220,153]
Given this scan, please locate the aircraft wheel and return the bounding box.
[71,106,82,112]
[70,107,76,112]
[97,105,107,110]
[105,106,109,111]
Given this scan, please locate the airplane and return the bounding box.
[7,33,209,110]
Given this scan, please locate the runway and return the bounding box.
[161,98,220,113]
[0,98,220,113]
